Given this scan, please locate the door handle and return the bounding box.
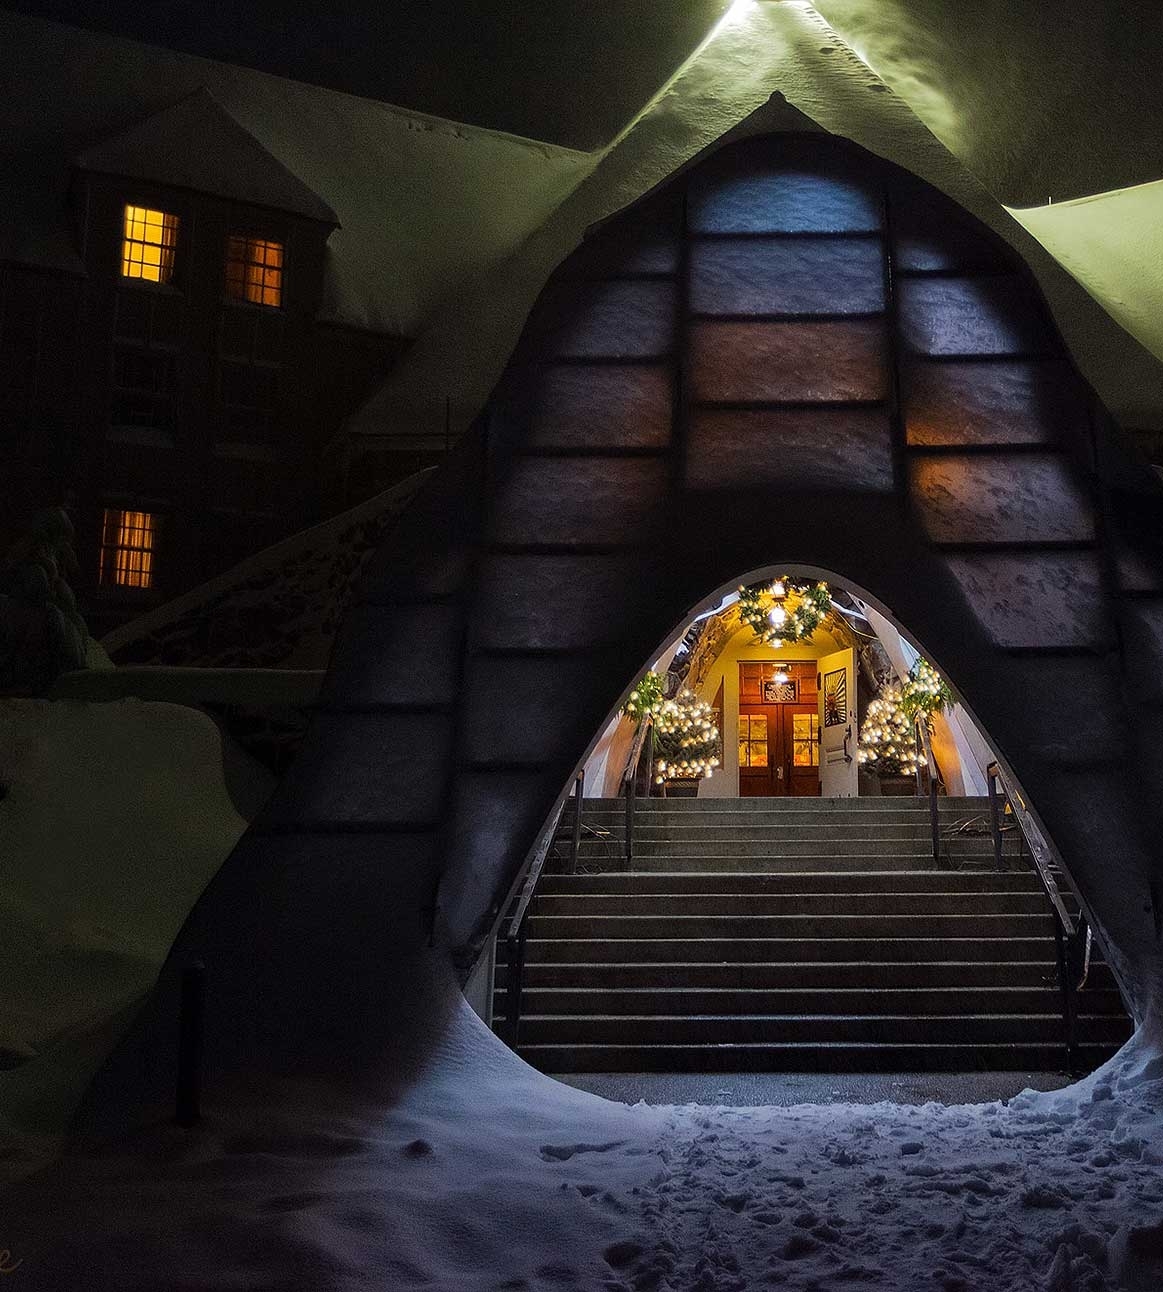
[777,766,784,780]
[843,725,853,764]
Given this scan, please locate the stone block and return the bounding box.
[462,654,614,765]
[439,768,565,945]
[524,363,672,451]
[264,712,453,827]
[1120,598,1163,705]
[690,237,884,317]
[689,166,881,235]
[690,319,888,404]
[899,277,1052,356]
[891,184,1008,273]
[535,280,676,360]
[555,199,681,278]
[490,456,668,547]
[472,553,642,651]
[686,407,894,493]
[903,359,1081,448]
[910,453,1094,544]
[946,551,1111,649]
[323,602,462,708]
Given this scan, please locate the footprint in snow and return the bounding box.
[539,1140,626,1161]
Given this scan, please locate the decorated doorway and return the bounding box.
[737,661,820,796]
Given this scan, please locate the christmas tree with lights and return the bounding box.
[653,689,722,785]
[857,682,920,778]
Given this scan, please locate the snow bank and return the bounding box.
[0,700,273,1168]
[3,994,1159,1290]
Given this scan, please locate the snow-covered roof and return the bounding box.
[0,11,595,336]
[76,88,339,227]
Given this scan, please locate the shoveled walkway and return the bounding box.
[552,1070,1073,1106]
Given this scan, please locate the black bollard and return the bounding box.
[175,960,206,1127]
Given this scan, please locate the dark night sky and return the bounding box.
[3,1,730,148]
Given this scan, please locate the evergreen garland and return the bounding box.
[737,577,832,647]
[622,670,664,722]
[900,657,953,728]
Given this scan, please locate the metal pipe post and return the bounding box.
[175,960,205,1128]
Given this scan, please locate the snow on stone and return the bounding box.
[3,998,1160,1290]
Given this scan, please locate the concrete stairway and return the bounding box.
[494,797,1132,1073]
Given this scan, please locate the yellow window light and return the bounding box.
[99,508,157,589]
[225,235,284,307]
[121,206,179,284]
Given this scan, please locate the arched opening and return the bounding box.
[482,565,1132,1090]
[73,124,1163,1138]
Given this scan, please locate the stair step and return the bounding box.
[493,987,1129,1016]
[495,796,1129,1074]
[526,913,1054,939]
[525,937,1057,964]
[539,871,1042,894]
[510,1013,1133,1046]
[515,1042,1127,1074]
[596,855,1020,872]
[499,960,1119,990]
[532,892,1048,917]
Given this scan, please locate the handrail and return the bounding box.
[986,762,1074,934]
[916,721,942,867]
[985,760,1084,1072]
[622,715,653,868]
[502,773,583,1047]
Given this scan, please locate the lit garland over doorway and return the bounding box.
[737,577,832,647]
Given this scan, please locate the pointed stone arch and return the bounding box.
[82,132,1163,1121]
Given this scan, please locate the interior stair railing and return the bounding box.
[501,771,584,1048]
[915,721,943,867]
[622,715,654,869]
[986,760,1093,1073]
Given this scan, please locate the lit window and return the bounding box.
[225,235,284,307]
[121,206,179,284]
[99,508,158,589]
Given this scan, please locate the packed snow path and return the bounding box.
[3,1004,1161,1291]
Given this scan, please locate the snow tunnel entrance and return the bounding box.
[482,566,1134,1078]
[75,125,1163,1130]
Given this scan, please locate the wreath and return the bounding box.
[738,577,832,646]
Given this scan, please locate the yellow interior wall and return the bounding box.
[691,622,845,798]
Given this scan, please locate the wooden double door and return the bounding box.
[738,661,820,797]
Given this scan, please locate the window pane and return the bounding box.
[225,235,284,308]
[793,713,819,767]
[99,507,158,589]
[121,206,178,284]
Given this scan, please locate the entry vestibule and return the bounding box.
[737,660,819,796]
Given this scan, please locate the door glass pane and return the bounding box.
[793,713,819,766]
[738,714,769,767]
[750,714,768,767]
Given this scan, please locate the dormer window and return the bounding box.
[225,235,284,308]
[121,205,179,284]
[99,507,158,589]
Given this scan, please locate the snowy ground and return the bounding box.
[3,997,1161,1292]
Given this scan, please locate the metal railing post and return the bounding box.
[175,960,205,1128]
[1052,921,1079,1075]
[625,766,636,870]
[929,773,941,868]
[986,765,1005,873]
[568,770,584,875]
